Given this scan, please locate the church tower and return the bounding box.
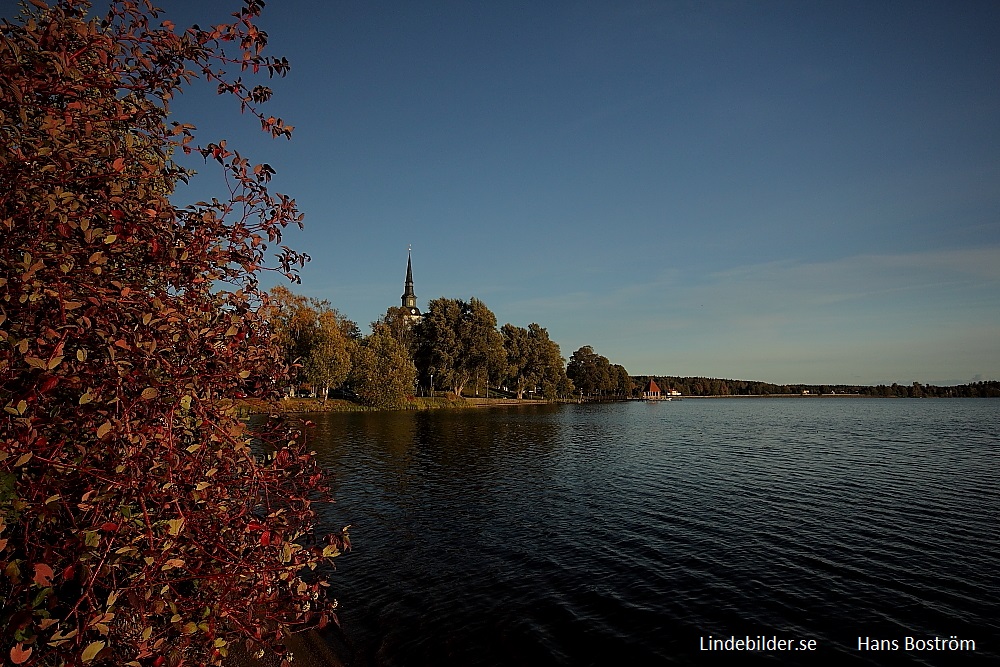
[401,247,421,320]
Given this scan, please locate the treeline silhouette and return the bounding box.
[632,377,1000,398]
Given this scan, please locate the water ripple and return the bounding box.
[304,399,1000,665]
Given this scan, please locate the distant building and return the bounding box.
[642,379,662,399]
[400,248,422,322]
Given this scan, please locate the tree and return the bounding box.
[610,364,634,398]
[415,297,463,395]
[566,346,613,397]
[0,2,347,666]
[266,286,358,398]
[267,286,319,394]
[501,323,569,400]
[351,324,417,409]
[528,324,571,399]
[501,324,531,398]
[464,297,505,397]
[305,308,357,402]
[372,306,418,358]
[416,297,503,397]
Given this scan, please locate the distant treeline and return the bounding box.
[632,377,1000,398]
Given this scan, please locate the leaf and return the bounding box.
[104,234,117,244]
[77,349,87,361]
[47,356,64,370]
[80,391,93,405]
[25,356,48,369]
[9,644,32,665]
[141,387,158,400]
[167,518,184,536]
[81,640,105,663]
[33,563,54,586]
[161,558,185,570]
[96,421,112,439]
[14,452,32,467]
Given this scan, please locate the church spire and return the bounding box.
[401,246,420,316]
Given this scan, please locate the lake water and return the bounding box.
[302,399,999,665]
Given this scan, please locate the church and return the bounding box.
[400,248,422,322]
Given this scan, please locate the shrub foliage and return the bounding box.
[0,1,347,665]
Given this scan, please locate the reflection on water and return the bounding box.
[301,400,1000,666]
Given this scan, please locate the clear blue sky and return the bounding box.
[6,0,999,385]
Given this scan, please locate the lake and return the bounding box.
[301,398,999,665]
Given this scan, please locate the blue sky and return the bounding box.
[6,0,999,384]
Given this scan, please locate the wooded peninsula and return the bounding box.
[266,286,999,408]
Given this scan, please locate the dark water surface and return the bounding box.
[303,399,999,665]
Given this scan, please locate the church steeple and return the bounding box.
[401,247,420,317]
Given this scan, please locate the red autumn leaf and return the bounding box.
[260,531,271,546]
[38,375,60,393]
[33,563,55,587]
[10,643,32,665]
[100,522,119,532]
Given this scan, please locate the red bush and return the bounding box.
[0,1,347,665]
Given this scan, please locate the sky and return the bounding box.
[5,0,999,385]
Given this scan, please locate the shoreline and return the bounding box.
[234,392,965,417]
[235,395,560,416]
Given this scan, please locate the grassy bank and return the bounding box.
[232,394,534,416]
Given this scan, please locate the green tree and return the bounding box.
[416,297,503,397]
[530,324,571,399]
[351,324,417,409]
[501,322,569,399]
[464,297,505,397]
[501,324,532,398]
[566,345,613,397]
[0,2,346,666]
[373,305,419,357]
[611,364,634,398]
